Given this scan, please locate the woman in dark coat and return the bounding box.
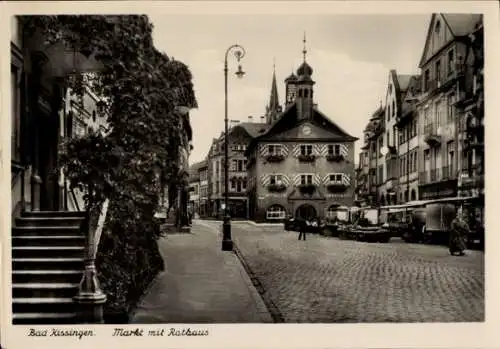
[449,209,469,256]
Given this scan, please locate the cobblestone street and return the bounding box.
[200,221,484,323]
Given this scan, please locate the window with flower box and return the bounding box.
[326,144,345,161]
[298,144,315,162]
[268,174,286,192]
[266,144,285,162]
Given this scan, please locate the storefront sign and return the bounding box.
[419,180,458,200]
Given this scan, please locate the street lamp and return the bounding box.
[222,44,246,251]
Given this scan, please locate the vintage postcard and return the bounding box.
[1,1,499,349]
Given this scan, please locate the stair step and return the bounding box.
[13,269,82,283]
[13,297,77,313]
[12,258,84,271]
[22,211,85,218]
[12,235,85,247]
[12,246,85,259]
[13,312,80,325]
[12,226,83,236]
[16,216,84,228]
[13,282,80,298]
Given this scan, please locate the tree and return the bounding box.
[21,15,197,319]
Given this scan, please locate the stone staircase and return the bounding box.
[12,210,86,324]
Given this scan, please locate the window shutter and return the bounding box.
[281,144,289,156]
[340,144,348,158]
[282,175,290,186]
[293,174,301,185]
[313,174,321,185]
[320,144,328,156]
[342,173,351,186]
[260,174,270,186]
[259,144,268,157]
[322,174,330,184]
[292,145,301,157]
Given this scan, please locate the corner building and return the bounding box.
[246,41,358,222]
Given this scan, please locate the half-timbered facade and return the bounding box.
[246,39,358,222]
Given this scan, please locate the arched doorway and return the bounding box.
[295,204,317,220]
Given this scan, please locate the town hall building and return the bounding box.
[245,37,358,222]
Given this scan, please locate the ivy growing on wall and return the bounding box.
[21,15,197,320]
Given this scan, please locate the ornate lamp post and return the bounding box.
[222,44,246,251]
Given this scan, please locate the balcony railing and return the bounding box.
[420,166,457,184]
[424,123,441,146]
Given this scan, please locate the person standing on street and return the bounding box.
[449,207,469,256]
[296,216,307,241]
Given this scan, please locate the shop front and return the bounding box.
[418,179,458,201]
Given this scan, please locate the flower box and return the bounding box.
[326,154,344,162]
[327,183,348,193]
[268,184,287,192]
[298,184,316,195]
[298,154,316,162]
[266,154,285,162]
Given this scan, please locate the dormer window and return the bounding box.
[435,20,441,34]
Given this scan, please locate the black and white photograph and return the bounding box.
[2,1,497,348]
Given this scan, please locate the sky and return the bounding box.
[149,14,431,165]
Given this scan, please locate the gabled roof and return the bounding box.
[369,105,385,121]
[396,74,414,92]
[246,102,357,154]
[419,13,483,68]
[234,122,269,138]
[189,160,206,175]
[443,13,483,36]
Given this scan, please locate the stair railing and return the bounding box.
[73,180,109,324]
[69,185,81,212]
[11,163,26,213]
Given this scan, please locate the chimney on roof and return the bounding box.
[313,103,318,109]
[248,115,253,122]
[260,116,265,122]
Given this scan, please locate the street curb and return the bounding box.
[233,243,285,323]
[196,219,283,227]
[195,220,283,323]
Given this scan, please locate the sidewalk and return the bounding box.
[130,221,273,323]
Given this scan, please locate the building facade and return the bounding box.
[10,16,106,219]
[357,106,385,206]
[378,71,417,205]
[246,41,358,222]
[207,121,266,219]
[356,13,483,209]
[417,13,482,201]
[188,158,209,218]
[395,74,421,203]
[455,20,484,225]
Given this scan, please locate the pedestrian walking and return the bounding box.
[449,208,469,256]
[298,217,310,241]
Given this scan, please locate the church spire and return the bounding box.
[266,59,281,124]
[302,31,308,62]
